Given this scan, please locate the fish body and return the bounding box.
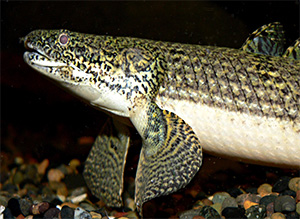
[22,27,300,211]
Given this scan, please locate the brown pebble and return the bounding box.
[31,202,50,215]
[271,212,286,219]
[244,200,258,210]
[202,198,213,206]
[16,214,25,219]
[37,159,49,175]
[288,177,300,192]
[48,168,64,182]
[257,183,272,197]
[296,190,300,203]
[192,216,205,219]
[61,202,79,209]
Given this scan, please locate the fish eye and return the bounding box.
[59,33,69,45]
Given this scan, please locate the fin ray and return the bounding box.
[83,118,130,207]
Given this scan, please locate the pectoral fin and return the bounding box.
[83,118,130,207]
[131,102,203,212]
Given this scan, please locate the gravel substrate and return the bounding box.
[1,153,299,219]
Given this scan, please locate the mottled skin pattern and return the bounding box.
[22,28,300,213]
[160,44,300,130]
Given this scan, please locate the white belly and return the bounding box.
[156,98,300,168]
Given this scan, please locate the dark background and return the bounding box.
[1,1,299,160]
[1,1,299,215]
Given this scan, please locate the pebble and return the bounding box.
[202,198,213,206]
[69,159,81,172]
[193,200,205,209]
[124,197,135,211]
[244,200,258,210]
[61,202,79,209]
[79,202,96,211]
[192,216,205,219]
[236,193,261,207]
[257,183,273,197]
[60,205,74,218]
[260,194,277,207]
[211,203,222,215]
[211,192,231,204]
[199,206,221,219]
[124,211,138,219]
[90,211,103,219]
[274,195,296,212]
[15,157,24,165]
[74,207,92,219]
[288,177,300,192]
[245,205,266,219]
[3,207,14,218]
[272,176,291,193]
[296,190,300,202]
[30,202,50,215]
[0,195,8,207]
[226,187,244,198]
[13,170,24,185]
[280,189,296,198]
[221,197,238,211]
[24,164,38,183]
[57,164,73,175]
[245,187,258,194]
[37,159,49,175]
[0,205,5,214]
[266,202,275,217]
[7,198,22,217]
[271,212,286,219]
[3,150,299,218]
[19,198,32,216]
[48,168,65,182]
[221,207,246,218]
[44,207,60,218]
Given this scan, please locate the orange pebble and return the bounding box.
[244,200,258,210]
[61,202,79,209]
[16,214,25,219]
[192,216,205,219]
[38,159,49,175]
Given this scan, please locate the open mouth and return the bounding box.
[22,38,66,69]
[23,51,66,68]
